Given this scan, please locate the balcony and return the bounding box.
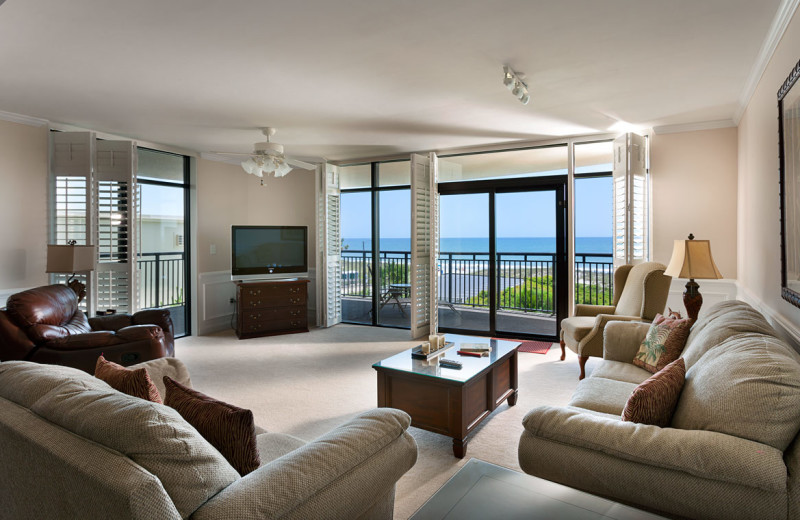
[137,251,186,335]
[341,250,613,335]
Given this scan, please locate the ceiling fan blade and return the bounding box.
[286,157,316,170]
[209,151,256,157]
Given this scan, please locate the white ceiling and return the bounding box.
[0,0,783,162]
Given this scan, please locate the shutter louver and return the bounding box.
[317,163,341,327]
[411,153,432,339]
[611,133,649,266]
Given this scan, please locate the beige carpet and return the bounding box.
[177,325,599,519]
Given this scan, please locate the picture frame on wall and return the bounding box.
[779,58,800,308]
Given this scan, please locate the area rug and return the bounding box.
[493,338,553,354]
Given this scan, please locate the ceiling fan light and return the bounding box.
[241,158,257,175]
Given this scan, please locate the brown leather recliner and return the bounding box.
[0,285,174,373]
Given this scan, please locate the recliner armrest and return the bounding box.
[575,304,616,317]
[44,331,124,350]
[116,325,164,343]
[88,314,134,332]
[192,408,418,520]
[133,309,174,354]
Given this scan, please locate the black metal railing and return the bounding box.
[137,251,185,309]
[341,249,613,314]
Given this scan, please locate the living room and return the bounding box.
[1,1,800,519]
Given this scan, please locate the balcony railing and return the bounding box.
[341,250,613,315]
[137,251,185,309]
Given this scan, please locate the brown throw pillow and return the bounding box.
[632,313,691,373]
[95,355,162,404]
[163,376,260,475]
[622,358,686,427]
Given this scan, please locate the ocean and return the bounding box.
[342,237,612,255]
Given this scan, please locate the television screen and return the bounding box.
[231,226,308,279]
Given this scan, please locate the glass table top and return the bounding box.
[372,334,521,383]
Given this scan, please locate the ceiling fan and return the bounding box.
[212,127,316,179]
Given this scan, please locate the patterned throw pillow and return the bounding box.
[622,358,686,427]
[163,376,260,475]
[95,355,162,403]
[632,313,691,373]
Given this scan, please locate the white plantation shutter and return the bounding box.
[429,152,440,334]
[612,133,649,267]
[317,163,341,327]
[50,132,96,313]
[94,140,138,313]
[411,153,432,339]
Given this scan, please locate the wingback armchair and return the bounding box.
[0,284,174,373]
[560,262,671,379]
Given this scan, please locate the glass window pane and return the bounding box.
[377,189,410,327]
[340,164,371,189]
[574,176,614,307]
[439,145,567,183]
[340,191,372,324]
[378,160,410,187]
[575,141,613,175]
[138,149,185,183]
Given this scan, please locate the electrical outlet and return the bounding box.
[229,298,236,304]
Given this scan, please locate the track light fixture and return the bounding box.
[503,65,530,105]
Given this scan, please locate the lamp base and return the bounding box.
[66,274,86,304]
[683,279,702,322]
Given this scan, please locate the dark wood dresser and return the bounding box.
[235,279,310,339]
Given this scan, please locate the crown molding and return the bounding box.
[734,0,800,123]
[0,110,49,127]
[652,119,736,135]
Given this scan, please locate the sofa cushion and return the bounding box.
[0,360,109,408]
[30,378,239,518]
[164,376,261,476]
[568,377,637,415]
[95,354,162,403]
[591,360,652,384]
[632,313,690,373]
[256,432,307,465]
[682,300,778,369]
[622,358,685,427]
[672,333,800,451]
[561,316,596,342]
[129,357,192,402]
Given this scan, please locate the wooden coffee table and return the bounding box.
[373,335,520,458]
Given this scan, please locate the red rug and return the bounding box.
[493,338,553,355]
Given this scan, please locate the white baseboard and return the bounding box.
[196,269,317,336]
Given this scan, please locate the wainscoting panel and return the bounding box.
[738,286,800,352]
[664,278,738,318]
[197,269,317,335]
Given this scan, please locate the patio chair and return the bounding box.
[559,262,671,379]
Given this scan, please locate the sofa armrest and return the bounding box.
[116,325,164,343]
[575,304,616,317]
[192,408,418,520]
[602,321,652,361]
[521,405,785,492]
[133,309,174,348]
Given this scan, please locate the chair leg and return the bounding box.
[578,355,588,380]
[559,340,566,361]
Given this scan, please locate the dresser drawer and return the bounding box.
[235,280,309,339]
[240,286,306,308]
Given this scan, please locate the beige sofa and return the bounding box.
[519,300,800,520]
[0,357,418,520]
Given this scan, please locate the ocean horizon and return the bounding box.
[342,237,612,255]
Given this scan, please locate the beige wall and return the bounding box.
[738,9,800,330]
[0,119,49,292]
[195,159,317,274]
[650,127,738,278]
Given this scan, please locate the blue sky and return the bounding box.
[341,176,612,239]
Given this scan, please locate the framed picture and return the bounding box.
[779,58,800,308]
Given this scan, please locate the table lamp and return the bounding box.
[664,234,722,322]
[46,241,97,303]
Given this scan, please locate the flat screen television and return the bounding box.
[231,225,308,281]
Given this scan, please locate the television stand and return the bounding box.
[235,279,310,339]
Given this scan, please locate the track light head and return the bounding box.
[502,65,531,106]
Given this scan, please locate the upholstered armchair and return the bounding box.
[560,262,671,379]
[0,284,174,373]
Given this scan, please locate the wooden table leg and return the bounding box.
[507,389,518,406]
[453,438,467,459]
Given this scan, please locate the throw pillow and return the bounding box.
[622,358,686,427]
[632,313,691,373]
[163,376,260,475]
[95,355,162,404]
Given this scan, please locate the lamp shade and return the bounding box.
[46,244,97,273]
[664,239,722,280]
